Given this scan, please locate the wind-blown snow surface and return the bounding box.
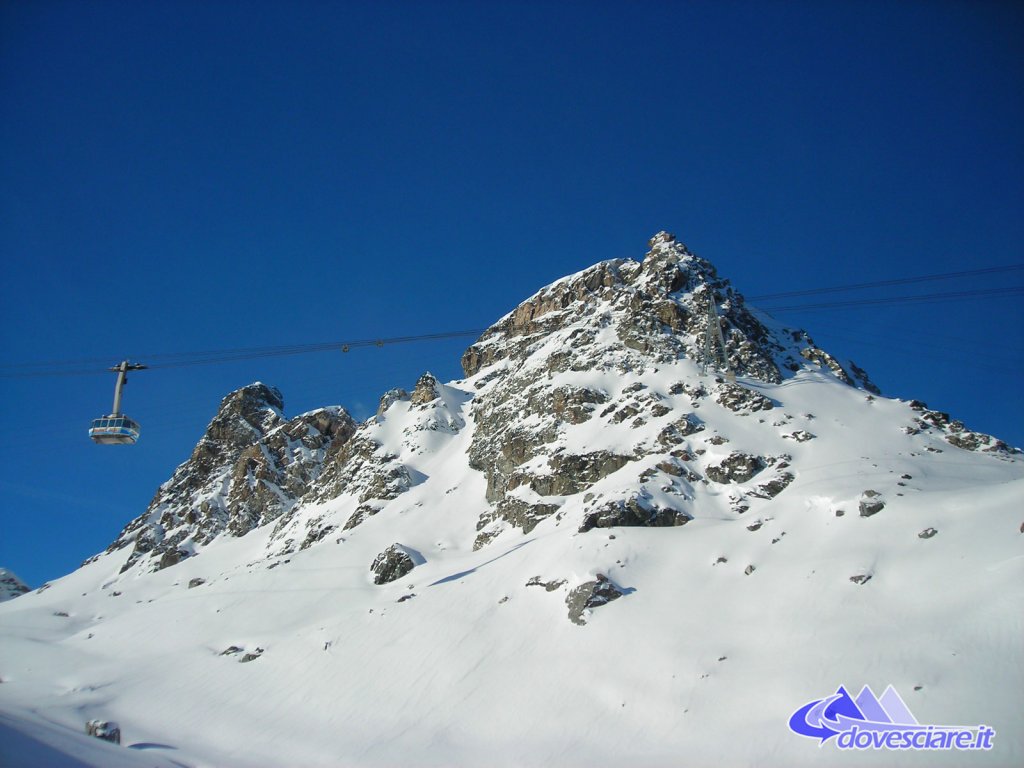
[1,365,1022,767]
[2,233,1022,766]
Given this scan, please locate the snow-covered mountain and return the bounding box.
[1,232,1021,767]
[0,568,29,603]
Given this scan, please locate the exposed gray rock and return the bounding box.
[850,574,872,585]
[187,577,205,589]
[906,405,1018,456]
[528,385,608,424]
[918,527,938,539]
[717,384,774,413]
[239,647,264,663]
[510,451,633,498]
[750,472,795,499]
[110,384,357,573]
[859,491,885,517]
[377,388,410,416]
[299,520,337,550]
[566,574,625,625]
[85,719,120,744]
[410,372,442,405]
[484,499,562,536]
[579,495,691,532]
[705,452,766,484]
[801,347,880,394]
[657,414,705,447]
[308,434,411,511]
[526,576,567,592]
[371,544,418,585]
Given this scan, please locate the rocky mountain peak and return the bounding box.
[410,372,442,405]
[461,231,871,391]
[206,382,285,446]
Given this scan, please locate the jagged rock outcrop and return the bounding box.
[903,400,1018,455]
[371,544,419,585]
[566,574,626,625]
[705,452,766,484]
[109,384,357,572]
[85,719,121,744]
[578,494,691,532]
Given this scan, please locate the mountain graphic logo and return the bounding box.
[788,685,995,752]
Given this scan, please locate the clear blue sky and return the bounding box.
[2,0,1022,588]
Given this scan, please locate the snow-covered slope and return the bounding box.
[1,233,1021,767]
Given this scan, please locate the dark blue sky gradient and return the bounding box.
[2,1,1022,586]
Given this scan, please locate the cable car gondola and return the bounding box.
[89,361,147,445]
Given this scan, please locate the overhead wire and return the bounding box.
[3,265,1022,379]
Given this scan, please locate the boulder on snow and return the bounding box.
[85,719,121,744]
[859,490,885,517]
[370,544,419,585]
[566,574,626,626]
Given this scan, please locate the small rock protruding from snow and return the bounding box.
[85,719,121,744]
[371,544,418,585]
[859,490,885,517]
[565,574,625,625]
[525,576,567,592]
[918,527,938,540]
[240,647,264,663]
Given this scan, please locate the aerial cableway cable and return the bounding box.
[2,269,1023,379]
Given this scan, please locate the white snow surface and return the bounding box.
[2,240,1022,766]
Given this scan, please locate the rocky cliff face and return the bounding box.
[462,232,880,546]
[106,232,1016,574]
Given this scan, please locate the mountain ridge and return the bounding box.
[103,231,1013,574]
